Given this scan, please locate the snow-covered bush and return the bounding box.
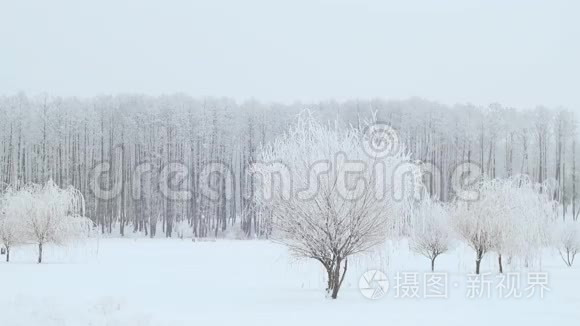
[552,221,580,267]
[223,221,247,240]
[174,219,191,239]
[409,199,451,271]
[252,114,420,299]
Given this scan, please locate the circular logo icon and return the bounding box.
[362,123,400,159]
[359,270,389,300]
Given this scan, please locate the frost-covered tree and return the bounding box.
[0,216,21,262]
[253,114,420,299]
[452,176,555,274]
[409,199,451,271]
[14,181,91,263]
[452,198,498,274]
[493,177,555,271]
[552,221,580,267]
[0,193,25,262]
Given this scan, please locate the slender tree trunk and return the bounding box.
[574,136,577,220]
[5,246,10,262]
[498,253,503,273]
[431,256,436,272]
[38,242,43,264]
[326,264,333,293]
[475,249,484,274]
[330,258,348,299]
[323,257,348,299]
[331,259,341,299]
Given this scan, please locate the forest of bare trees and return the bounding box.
[0,94,577,238]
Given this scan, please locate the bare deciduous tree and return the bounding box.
[253,114,420,298]
[409,199,451,271]
[552,221,580,267]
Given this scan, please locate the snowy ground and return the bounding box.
[0,238,578,326]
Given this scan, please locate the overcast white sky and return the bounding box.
[1,0,578,109]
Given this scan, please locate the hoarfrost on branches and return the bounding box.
[0,180,92,263]
[552,220,580,267]
[252,114,420,298]
[0,192,24,262]
[452,175,555,273]
[409,199,452,271]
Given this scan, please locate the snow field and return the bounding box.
[0,238,578,326]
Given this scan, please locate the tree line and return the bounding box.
[0,94,577,238]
